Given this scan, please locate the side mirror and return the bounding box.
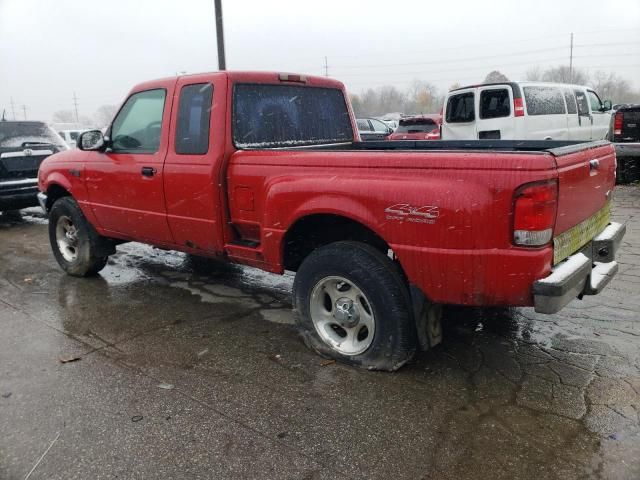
[602,100,612,111]
[78,130,105,151]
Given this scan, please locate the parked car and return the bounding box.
[387,115,442,140]
[58,129,89,148]
[609,103,640,184]
[356,117,393,141]
[38,71,624,370]
[441,81,612,141]
[0,120,68,212]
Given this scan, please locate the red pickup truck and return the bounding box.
[38,72,625,370]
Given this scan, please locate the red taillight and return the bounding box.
[514,97,525,117]
[513,180,558,246]
[614,112,623,136]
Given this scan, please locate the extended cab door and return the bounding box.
[573,89,593,140]
[163,74,227,253]
[587,89,610,140]
[85,82,175,243]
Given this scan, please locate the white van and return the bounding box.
[441,82,612,141]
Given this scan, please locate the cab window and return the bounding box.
[574,90,590,116]
[111,89,166,153]
[370,118,389,132]
[563,90,577,114]
[446,92,475,123]
[357,119,372,131]
[587,90,603,113]
[175,83,213,155]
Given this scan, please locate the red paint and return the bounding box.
[38,72,616,308]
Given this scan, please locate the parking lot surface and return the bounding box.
[1,186,639,480]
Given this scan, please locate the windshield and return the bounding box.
[233,84,353,148]
[395,119,437,133]
[0,122,67,149]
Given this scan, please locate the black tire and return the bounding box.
[48,197,108,276]
[293,241,417,371]
[616,157,640,185]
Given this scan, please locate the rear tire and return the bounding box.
[48,197,108,276]
[616,157,640,184]
[293,241,417,371]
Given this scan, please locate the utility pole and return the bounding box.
[323,56,329,77]
[10,97,16,120]
[214,0,226,70]
[569,32,574,83]
[21,105,27,120]
[73,91,79,123]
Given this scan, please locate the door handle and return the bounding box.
[141,166,156,177]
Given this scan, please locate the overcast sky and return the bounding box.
[1,0,639,122]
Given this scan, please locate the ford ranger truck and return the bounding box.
[37,72,626,371]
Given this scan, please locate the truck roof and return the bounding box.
[131,71,346,93]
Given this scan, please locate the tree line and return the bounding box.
[350,65,640,118]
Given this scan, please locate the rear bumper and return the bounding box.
[614,143,640,158]
[0,178,39,210]
[533,222,626,313]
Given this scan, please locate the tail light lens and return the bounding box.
[513,180,558,246]
[514,97,525,117]
[613,112,623,136]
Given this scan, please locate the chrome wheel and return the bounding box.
[56,215,79,262]
[309,276,375,355]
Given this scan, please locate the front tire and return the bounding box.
[293,241,417,371]
[49,197,108,276]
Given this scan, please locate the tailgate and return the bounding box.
[551,142,616,263]
[621,109,640,142]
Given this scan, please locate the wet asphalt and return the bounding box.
[0,187,639,480]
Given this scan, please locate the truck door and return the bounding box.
[85,84,175,243]
[163,74,227,253]
[476,86,513,139]
[573,89,593,140]
[587,89,610,140]
[441,89,476,139]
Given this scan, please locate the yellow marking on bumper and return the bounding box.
[553,201,611,265]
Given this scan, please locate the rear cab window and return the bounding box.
[563,89,577,114]
[233,84,353,148]
[396,118,437,133]
[523,86,566,115]
[446,92,475,123]
[479,88,510,119]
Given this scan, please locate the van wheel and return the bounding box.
[293,241,417,371]
[49,197,108,276]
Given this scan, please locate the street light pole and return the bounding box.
[214,0,226,70]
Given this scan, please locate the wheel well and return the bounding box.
[46,184,70,210]
[283,214,391,272]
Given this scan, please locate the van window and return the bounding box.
[575,90,589,116]
[563,90,577,114]
[587,90,603,112]
[479,89,510,119]
[446,92,474,123]
[175,83,213,155]
[523,87,566,115]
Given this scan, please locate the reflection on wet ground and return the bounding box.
[1,188,639,479]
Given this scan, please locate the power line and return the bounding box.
[323,56,329,77]
[73,92,79,123]
[21,105,27,120]
[10,97,16,120]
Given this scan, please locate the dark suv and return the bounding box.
[609,104,640,184]
[0,121,68,212]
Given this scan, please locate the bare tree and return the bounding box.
[484,70,509,83]
[52,110,75,123]
[541,65,588,84]
[94,104,118,127]
[525,66,542,81]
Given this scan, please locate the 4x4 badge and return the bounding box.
[384,203,440,224]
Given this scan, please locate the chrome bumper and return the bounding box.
[37,192,48,212]
[533,222,626,314]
